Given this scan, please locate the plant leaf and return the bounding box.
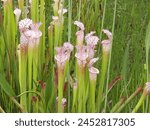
[0,74,15,97]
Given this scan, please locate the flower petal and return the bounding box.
[63,42,74,52]
[88,58,99,68]
[74,21,85,30]
[102,29,112,40]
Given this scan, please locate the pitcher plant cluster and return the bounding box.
[0,0,150,113]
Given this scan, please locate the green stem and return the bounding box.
[89,79,96,113]
[104,0,117,112]
[18,51,27,112]
[72,87,77,112]
[18,0,24,11]
[58,68,64,113]
[10,97,25,112]
[33,46,38,91]
[132,92,146,113]
[39,0,45,78]
[31,0,39,22]
[110,97,126,113]
[98,0,107,55]
[28,47,33,112]
[97,52,109,112]
[116,87,142,112]
[78,66,85,112]
[0,106,5,113]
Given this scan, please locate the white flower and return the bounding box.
[29,0,32,4]
[14,8,21,23]
[52,16,59,21]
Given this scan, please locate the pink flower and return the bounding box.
[88,58,99,81]
[55,47,68,69]
[73,82,78,90]
[86,45,96,60]
[63,42,74,52]
[88,58,99,68]
[145,82,150,94]
[56,97,67,111]
[74,21,85,30]
[75,45,88,68]
[75,31,84,45]
[63,42,74,59]
[101,39,111,52]
[103,29,112,41]
[20,33,29,44]
[88,67,99,81]
[19,18,33,32]
[101,29,112,52]
[74,21,85,45]
[62,98,67,107]
[85,31,99,60]
[55,42,73,69]
[24,22,42,48]
[85,31,99,46]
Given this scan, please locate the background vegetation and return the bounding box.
[0,0,150,112]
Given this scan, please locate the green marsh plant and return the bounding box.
[0,0,150,113]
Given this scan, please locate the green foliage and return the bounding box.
[0,0,150,113]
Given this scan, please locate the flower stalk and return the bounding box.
[115,87,142,112]
[110,97,126,113]
[0,106,5,113]
[55,43,73,112]
[39,0,45,78]
[88,58,99,112]
[57,68,65,112]
[97,29,112,112]
[31,0,39,22]
[18,0,24,12]
[18,43,28,112]
[132,83,150,113]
